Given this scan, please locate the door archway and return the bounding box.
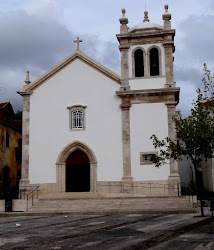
[56,141,97,192]
[66,150,90,192]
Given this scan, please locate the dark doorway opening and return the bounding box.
[66,149,90,192]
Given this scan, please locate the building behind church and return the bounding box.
[0,102,22,198]
[18,5,181,197]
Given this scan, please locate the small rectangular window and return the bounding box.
[67,105,87,131]
[6,132,9,148]
[140,152,157,165]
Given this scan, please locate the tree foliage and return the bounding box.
[150,64,214,174]
[14,110,22,120]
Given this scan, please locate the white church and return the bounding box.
[18,5,180,197]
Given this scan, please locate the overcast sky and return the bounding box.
[0,0,214,117]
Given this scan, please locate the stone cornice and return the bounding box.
[116,87,179,96]
[163,41,174,47]
[120,102,131,109]
[118,45,130,50]
[165,101,178,107]
[67,105,87,110]
[116,87,180,104]
[17,91,33,96]
[116,29,175,41]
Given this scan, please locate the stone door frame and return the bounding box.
[56,141,97,192]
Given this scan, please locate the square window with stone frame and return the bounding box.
[140,152,158,165]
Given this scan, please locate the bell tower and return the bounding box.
[117,5,176,90]
[116,5,180,196]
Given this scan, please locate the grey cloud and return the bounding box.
[173,13,214,116]
[174,66,204,89]
[99,41,120,75]
[175,14,214,67]
[0,9,120,111]
[0,10,74,71]
[80,35,120,74]
[183,17,214,63]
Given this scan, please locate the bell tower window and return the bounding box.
[150,48,159,76]
[134,49,144,77]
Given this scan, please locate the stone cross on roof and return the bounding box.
[74,37,83,50]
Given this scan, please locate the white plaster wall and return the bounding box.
[29,59,123,183]
[128,43,166,90]
[130,103,170,181]
[129,77,166,90]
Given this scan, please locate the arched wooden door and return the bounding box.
[66,149,90,192]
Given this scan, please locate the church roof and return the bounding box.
[128,10,163,33]
[129,21,163,32]
[18,50,120,95]
[0,102,10,109]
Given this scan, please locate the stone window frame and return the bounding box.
[67,105,87,131]
[132,47,147,78]
[140,151,158,165]
[147,45,162,77]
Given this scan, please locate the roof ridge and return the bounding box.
[0,102,10,109]
[18,50,120,95]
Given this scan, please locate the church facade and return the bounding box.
[18,5,180,197]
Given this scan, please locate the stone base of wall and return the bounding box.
[0,199,26,212]
[20,179,178,198]
[96,180,169,196]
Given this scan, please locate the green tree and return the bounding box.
[150,64,214,216]
[14,110,22,120]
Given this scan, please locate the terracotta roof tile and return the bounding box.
[202,100,214,106]
[0,102,9,109]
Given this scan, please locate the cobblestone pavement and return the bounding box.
[0,212,213,249]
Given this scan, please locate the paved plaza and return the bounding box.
[0,212,213,249]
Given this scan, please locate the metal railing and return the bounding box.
[19,185,40,211]
[26,186,39,211]
[96,182,180,196]
[19,185,39,199]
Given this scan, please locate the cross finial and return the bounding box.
[73,37,82,50]
[143,11,150,22]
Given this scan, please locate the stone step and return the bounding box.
[28,196,195,213]
[38,192,186,199]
